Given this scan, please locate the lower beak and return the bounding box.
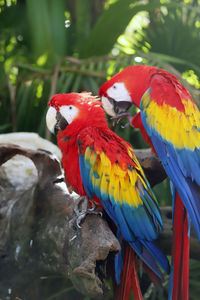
[113,100,132,114]
[101,96,132,117]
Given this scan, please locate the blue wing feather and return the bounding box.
[141,108,200,240]
[77,127,169,277]
[141,240,170,274]
[79,154,93,198]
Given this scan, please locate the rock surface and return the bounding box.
[0,143,120,299]
[0,137,199,299]
[0,132,62,159]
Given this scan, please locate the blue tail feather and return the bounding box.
[149,133,200,241]
[130,241,165,279]
[142,240,170,274]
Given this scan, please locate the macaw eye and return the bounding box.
[60,105,79,124]
[107,82,132,103]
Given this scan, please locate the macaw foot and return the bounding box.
[111,112,133,128]
[70,196,102,229]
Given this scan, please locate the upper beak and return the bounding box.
[46,106,57,134]
[101,96,116,117]
[46,107,69,134]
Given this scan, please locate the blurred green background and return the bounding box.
[0,0,200,299]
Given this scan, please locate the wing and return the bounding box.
[140,87,200,240]
[77,126,162,243]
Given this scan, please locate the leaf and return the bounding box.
[79,0,176,58]
[60,73,75,93]
[71,74,82,91]
[0,123,12,132]
[16,81,34,130]
[143,52,200,73]
[25,0,67,61]
[133,4,200,76]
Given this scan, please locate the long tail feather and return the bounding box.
[141,240,170,274]
[143,263,162,292]
[169,191,190,300]
[130,241,166,279]
[114,244,143,300]
[131,249,143,300]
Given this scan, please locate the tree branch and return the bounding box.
[133,148,167,187]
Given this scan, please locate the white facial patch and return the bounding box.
[60,105,79,124]
[46,106,57,133]
[107,82,132,103]
[101,96,116,117]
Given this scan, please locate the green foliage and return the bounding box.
[1,0,199,138]
[126,0,200,76]
[0,0,200,298]
[26,0,67,61]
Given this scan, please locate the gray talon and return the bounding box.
[70,196,103,228]
[73,196,88,215]
[88,203,96,212]
[76,213,86,228]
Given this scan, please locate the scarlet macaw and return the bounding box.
[46,92,169,299]
[99,65,200,300]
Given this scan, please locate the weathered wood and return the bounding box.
[134,148,167,187]
[0,144,120,299]
[0,144,199,299]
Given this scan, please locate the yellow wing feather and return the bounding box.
[144,98,200,150]
[87,147,144,207]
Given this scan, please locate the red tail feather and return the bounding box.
[114,245,143,300]
[171,192,189,300]
[143,264,162,292]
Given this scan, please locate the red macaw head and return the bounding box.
[99,65,155,117]
[46,92,107,134]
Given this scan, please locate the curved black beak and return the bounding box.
[113,100,132,114]
[107,97,132,115]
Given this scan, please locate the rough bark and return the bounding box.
[133,148,167,187]
[0,144,199,299]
